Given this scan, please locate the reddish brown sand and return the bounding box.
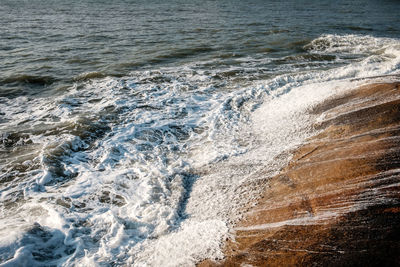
[201,82,400,266]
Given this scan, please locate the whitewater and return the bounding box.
[0,33,399,266]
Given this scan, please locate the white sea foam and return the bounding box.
[0,34,399,266]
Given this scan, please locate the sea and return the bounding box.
[0,0,399,266]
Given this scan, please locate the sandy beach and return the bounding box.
[201,81,400,266]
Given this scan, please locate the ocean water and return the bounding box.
[1,0,400,266]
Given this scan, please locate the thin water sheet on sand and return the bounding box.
[201,82,400,266]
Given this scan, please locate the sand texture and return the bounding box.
[201,82,400,266]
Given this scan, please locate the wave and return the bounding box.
[150,46,214,62]
[1,74,57,86]
[0,74,60,98]
[74,71,107,81]
[304,34,400,56]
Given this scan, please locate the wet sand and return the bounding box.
[201,82,400,266]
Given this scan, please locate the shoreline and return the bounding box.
[201,81,400,266]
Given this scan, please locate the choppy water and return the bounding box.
[1,0,400,266]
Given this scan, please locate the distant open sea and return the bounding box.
[1,0,399,266]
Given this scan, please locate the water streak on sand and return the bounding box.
[204,82,400,266]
